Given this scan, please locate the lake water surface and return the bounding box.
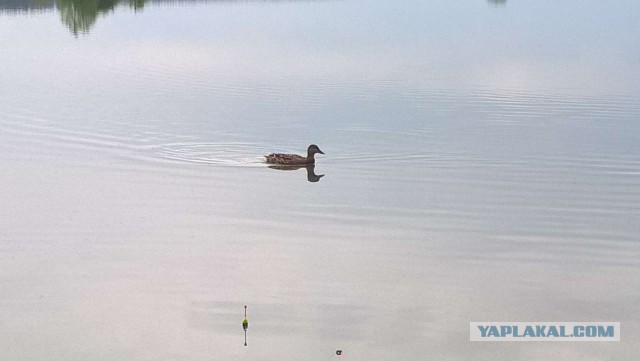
[1,1,639,360]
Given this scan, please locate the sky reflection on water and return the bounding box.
[0,1,639,360]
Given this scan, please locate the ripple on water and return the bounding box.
[154,142,268,167]
[0,111,271,168]
[2,81,639,173]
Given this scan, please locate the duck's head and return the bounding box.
[307,144,325,156]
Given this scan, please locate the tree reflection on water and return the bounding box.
[0,0,147,35]
[2,0,312,35]
[56,0,146,35]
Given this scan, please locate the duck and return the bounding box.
[265,144,324,165]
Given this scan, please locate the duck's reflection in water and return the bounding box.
[268,164,325,183]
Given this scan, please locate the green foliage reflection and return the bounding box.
[54,0,146,35]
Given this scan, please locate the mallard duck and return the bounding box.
[265,144,324,165]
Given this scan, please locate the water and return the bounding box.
[1,1,639,360]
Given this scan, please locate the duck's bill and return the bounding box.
[318,150,325,154]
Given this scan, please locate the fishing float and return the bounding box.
[242,305,249,346]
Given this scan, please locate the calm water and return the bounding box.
[1,1,640,360]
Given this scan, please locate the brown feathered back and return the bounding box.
[265,153,310,165]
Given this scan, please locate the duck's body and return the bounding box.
[265,144,324,165]
[265,153,310,165]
